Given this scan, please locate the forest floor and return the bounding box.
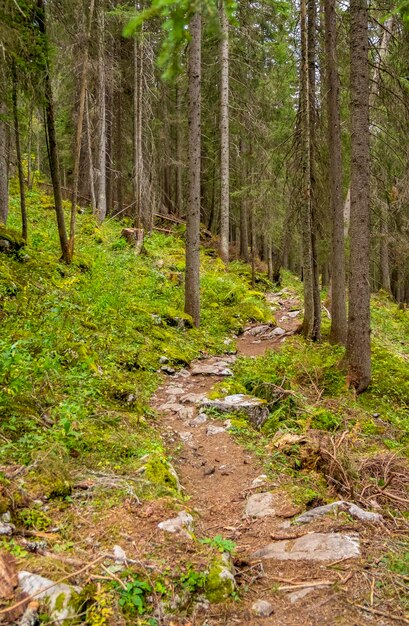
[0,191,408,625]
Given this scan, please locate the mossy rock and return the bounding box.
[143,454,181,493]
[0,226,26,253]
[47,480,72,500]
[205,553,236,603]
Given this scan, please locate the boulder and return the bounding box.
[205,553,236,603]
[251,599,274,617]
[252,532,360,562]
[245,493,276,518]
[201,394,269,428]
[18,571,80,623]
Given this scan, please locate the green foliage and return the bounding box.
[114,576,152,616]
[178,565,207,594]
[199,534,237,553]
[17,507,52,531]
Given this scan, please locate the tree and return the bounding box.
[219,0,229,263]
[185,12,201,327]
[325,0,347,344]
[0,64,8,225]
[346,0,371,392]
[11,61,27,241]
[96,0,107,222]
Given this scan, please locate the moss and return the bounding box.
[17,508,52,531]
[205,553,236,603]
[0,225,26,250]
[47,480,72,500]
[0,495,10,515]
[144,454,180,494]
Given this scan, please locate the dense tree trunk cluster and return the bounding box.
[0,0,408,391]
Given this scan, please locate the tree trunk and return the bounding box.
[379,201,391,292]
[300,0,315,339]
[38,0,69,262]
[219,0,229,264]
[185,12,202,328]
[11,63,27,241]
[325,0,347,344]
[96,0,107,222]
[69,0,95,259]
[0,66,8,225]
[346,0,371,393]
[85,91,96,211]
[175,82,183,216]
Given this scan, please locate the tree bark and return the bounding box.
[69,0,95,259]
[96,0,107,222]
[11,63,27,241]
[219,0,230,264]
[379,201,391,291]
[346,0,371,393]
[184,12,201,328]
[325,0,347,344]
[37,0,70,262]
[0,65,8,225]
[85,91,96,211]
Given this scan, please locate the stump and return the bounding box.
[121,228,144,255]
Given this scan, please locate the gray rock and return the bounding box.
[0,522,14,536]
[295,501,382,524]
[206,424,226,436]
[18,571,80,623]
[201,394,269,428]
[272,327,286,336]
[191,364,233,376]
[288,587,318,604]
[244,324,272,336]
[158,511,194,535]
[288,310,301,318]
[251,474,268,488]
[251,599,274,617]
[1,511,11,523]
[179,431,194,444]
[159,356,169,364]
[166,386,186,396]
[161,366,176,375]
[158,402,185,413]
[245,492,276,518]
[190,413,208,426]
[180,392,208,404]
[252,532,360,562]
[113,545,127,563]
[178,406,195,420]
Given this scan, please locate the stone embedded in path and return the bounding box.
[201,394,269,428]
[206,424,226,436]
[245,492,276,518]
[272,327,286,336]
[189,413,208,426]
[295,501,382,524]
[243,324,272,336]
[252,532,360,562]
[158,511,194,535]
[158,401,185,413]
[251,599,274,617]
[251,475,268,488]
[180,392,207,404]
[190,363,233,376]
[288,587,324,604]
[288,310,301,318]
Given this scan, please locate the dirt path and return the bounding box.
[147,292,400,626]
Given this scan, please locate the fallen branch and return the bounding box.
[347,601,409,624]
[278,579,333,591]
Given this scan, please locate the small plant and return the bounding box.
[113,575,152,616]
[199,534,237,554]
[178,565,207,594]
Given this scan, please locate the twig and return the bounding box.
[347,601,409,624]
[278,580,333,591]
[0,555,105,615]
[101,564,126,590]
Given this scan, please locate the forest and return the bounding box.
[0,0,408,624]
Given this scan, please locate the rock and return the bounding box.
[166,386,186,396]
[189,413,208,426]
[113,545,127,563]
[179,431,194,444]
[288,587,318,604]
[244,324,272,336]
[201,394,269,428]
[191,364,233,376]
[245,493,276,518]
[0,522,14,536]
[158,402,185,413]
[251,475,268,488]
[204,466,216,476]
[288,310,301,318]
[161,366,176,375]
[178,406,195,421]
[251,599,274,617]
[158,511,194,535]
[19,603,40,626]
[295,501,383,524]
[205,553,236,603]
[18,571,80,623]
[180,392,207,404]
[272,327,286,336]
[159,356,169,364]
[252,532,360,562]
[1,512,11,523]
[206,424,226,436]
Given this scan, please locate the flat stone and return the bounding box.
[180,392,207,404]
[201,394,269,428]
[191,364,233,376]
[252,532,360,562]
[288,587,319,604]
[159,402,185,413]
[245,492,276,518]
[295,501,382,524]
[158,511,194,535]
[251,475,268,488]
[166,387,186,396]
[288,310,301,318]
[206,424,226,436]
[18,571,80,622]
[113,545,127,563]
[244,324,272,336]
[251,599,274,617]
[189,413,208,426]
[178,406,195,420]
[272,327,286,336]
